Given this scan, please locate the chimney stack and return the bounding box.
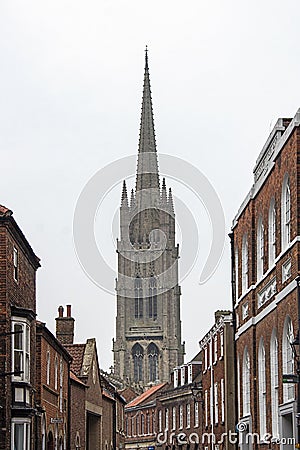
[56,305,75,345]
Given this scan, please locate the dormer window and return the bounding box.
[173,368,178,388]
[180,366,186,385]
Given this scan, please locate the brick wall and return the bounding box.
[233,116,300,449]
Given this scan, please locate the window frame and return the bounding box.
[11,418,31,450]
[268,199,276,267]
[12,318,30,383]
[242,234,249,293]
[13,247,19,282]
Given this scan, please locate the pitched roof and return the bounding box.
[0,204,40,269]
[126,383,166,408]
[70,370,87,387]
[0,205,12,216]
[119,387,139,403]
[64,344,86,377]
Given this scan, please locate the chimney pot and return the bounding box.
[58,306,64,318]
[67,305,72,317]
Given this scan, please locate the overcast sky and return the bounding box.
[1,0,300,370]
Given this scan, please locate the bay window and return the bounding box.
[12,319,30,382]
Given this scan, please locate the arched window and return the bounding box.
[75,434,81,450]
[42,416,46,450]
[132,343,143,383]
[282,175,291,250]
[47,431,54,450]
[165,408,169,431]
[268,198,276,267]
[148,276,157,319]
[54,356,58,390]
[235,247,239,301]
[141,414,145,435]
[257,216,264,280]
[46,350,50,385]
[134,277,143,318]
[242,234,248,294]
[282,316,294,402]
[258,338,266,436]
[242,347,250,416]
[270,329,279,437]
[237,355,241,420]
[148,343,159,382]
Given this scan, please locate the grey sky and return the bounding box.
[1,0,300,370]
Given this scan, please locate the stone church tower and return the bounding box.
[113,50,184,391]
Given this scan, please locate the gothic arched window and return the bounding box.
[258,338,266,436]
[148,276,157,319]
[282,316,294,402]
[242,347,250,416]
[270,329,279,437]
[242,234,248,294]
[148,343,159,382]
[268,198,276,267]
[132,343,144,382]
[257,216,264,280]
[134,277,143,319]
[282,175,291,250]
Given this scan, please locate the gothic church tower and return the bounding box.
[113,50,184,390]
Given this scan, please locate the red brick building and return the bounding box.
[56,305,105,450]
[155,357,202,450]
[101,374,126,450]
[0,205,40,450]
[35,320,71,449]
[231,110,300,449]
[125,383,166,450]
[199,311,235,450]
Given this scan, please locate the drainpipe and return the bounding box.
[295,276,300,448]
[113,396,117,450]
[229,232,238,450]
[67,360,71,450]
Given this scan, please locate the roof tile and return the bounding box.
[64,344,86,377]
[126,383,166,408]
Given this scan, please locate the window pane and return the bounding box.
[14,325,23,350]
[14,424,24,450]
[14,351,23,374]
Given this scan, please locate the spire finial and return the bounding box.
[121,180,128,207]
[145,45,148,69]
[161,177,167,205]
[168,187,174,213]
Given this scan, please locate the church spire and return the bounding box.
[136,47,160,193]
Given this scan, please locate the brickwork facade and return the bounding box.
[0,206,40,450]
[125,383,166,450]
[36,321,71,449]
[199,311,235,450]
[232,110,300,450]
[155,358,202,450]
